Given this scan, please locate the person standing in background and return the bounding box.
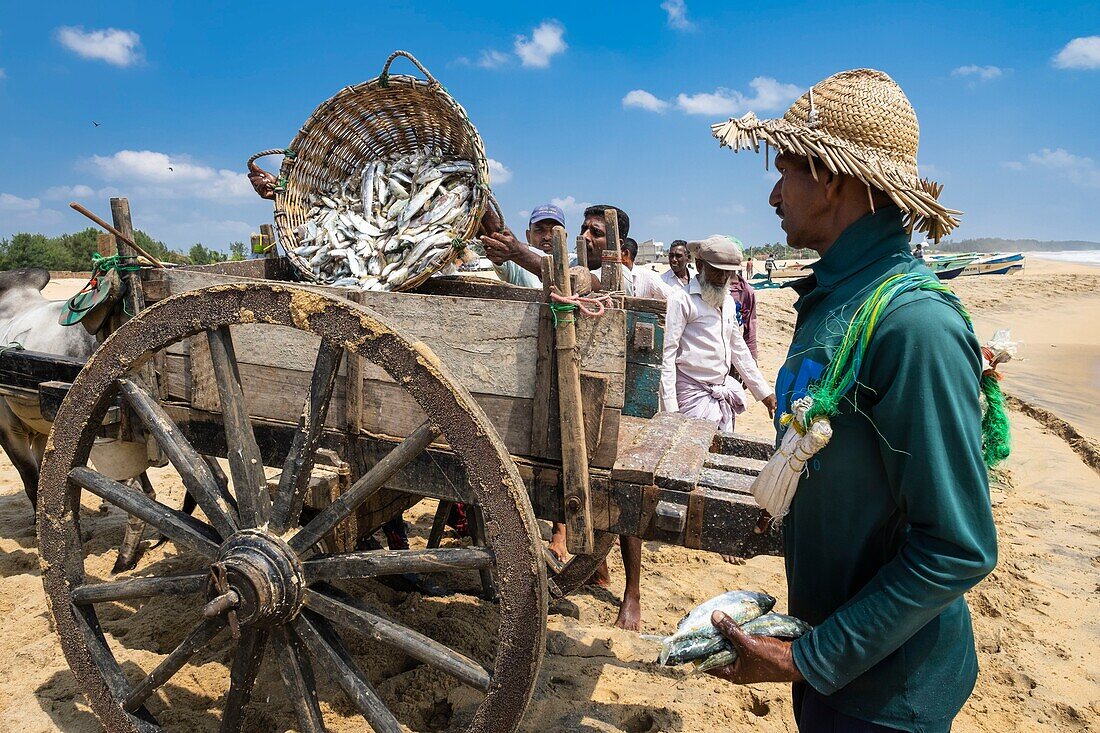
[662,240,693,291]
[623,237,673,300]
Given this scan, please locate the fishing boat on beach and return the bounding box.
[961,252,1025,276]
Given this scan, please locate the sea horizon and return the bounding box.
[1027,250,1100,267]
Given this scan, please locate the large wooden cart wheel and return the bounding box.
[38,283,547,732]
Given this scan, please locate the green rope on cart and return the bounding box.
[804,272,1011,468]
[90,253,143,274]
[550,302,576,327]
[0,341,24,358]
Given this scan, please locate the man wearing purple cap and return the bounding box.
[484,204,565,288]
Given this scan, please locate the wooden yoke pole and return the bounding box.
[601,208,623,293]
[550,226,594,554]
[110,198,166,464]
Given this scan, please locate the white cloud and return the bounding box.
[1053,36,1100,70]
[550,196,591,219]
[651,213,679,226]
[83,150,253,201]
[56,26,143,67]
[952,65,1004,81]
[677,77,801,116]
[661,0,695,30]
[487,158,512,185]
[0,193,41,212]
[476,50,509,69]
[43,184,96,200]
[514,20,567,68]
[1005,148,1100,188]
[0,69,6,80]
[623,89,669,113]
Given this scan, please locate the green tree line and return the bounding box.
[742,243,819,260]
[0,228,246,271]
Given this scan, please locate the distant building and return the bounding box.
[636,239,663,265]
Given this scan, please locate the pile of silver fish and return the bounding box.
[656,590,811,672]
[289,147,475,291]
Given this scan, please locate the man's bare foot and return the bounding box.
[585,559,611,587]
[615,594,641,631]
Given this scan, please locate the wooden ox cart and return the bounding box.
[21,198,781,732]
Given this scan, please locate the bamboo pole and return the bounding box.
[550,226,594,553]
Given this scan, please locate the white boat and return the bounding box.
[961,252,1025,276]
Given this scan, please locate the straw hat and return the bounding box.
[711,69,960,241]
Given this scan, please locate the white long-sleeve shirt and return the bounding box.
[660,276,774,413]
[632,266,674,300]
[661,266,694,292]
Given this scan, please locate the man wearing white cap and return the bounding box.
[660,235,776,430]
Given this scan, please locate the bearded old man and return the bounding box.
[702,70,999,733]
[660,235,776,430]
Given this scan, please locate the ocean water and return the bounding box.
[1028,250,1100,266]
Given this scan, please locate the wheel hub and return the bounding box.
[206,529,304,629]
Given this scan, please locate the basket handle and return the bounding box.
[247,148,294,175]
[380,50,439,87]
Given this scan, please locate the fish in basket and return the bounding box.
[248,49,499,292]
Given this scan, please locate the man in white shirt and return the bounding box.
[661,240,694,291]
[623,237,673,300]
[661,236,776,431]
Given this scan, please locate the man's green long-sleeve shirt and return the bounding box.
[775,208,998,732]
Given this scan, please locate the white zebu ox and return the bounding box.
[0,268,148,512]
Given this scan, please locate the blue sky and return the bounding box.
[0,1,1097,251]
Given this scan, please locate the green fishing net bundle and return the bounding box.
[802,272,1011,468]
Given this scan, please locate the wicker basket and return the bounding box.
[248,50,493,291]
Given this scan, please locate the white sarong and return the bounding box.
[675,371,747,432]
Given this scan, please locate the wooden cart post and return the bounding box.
[601,208,623,293]
[549,226,594,553]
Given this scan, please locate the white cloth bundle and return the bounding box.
[751,397,833,519]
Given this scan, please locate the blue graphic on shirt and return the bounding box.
[775,358,826,417]
[734,301,744,327]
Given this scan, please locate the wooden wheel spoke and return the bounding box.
[295,612,401,732]
[302,547,493,584]
[119,378,239,538]
[289,421,440,554]
[272,626,326,733]
[70,467,221,558]
[219,628,268,733]
[207,326,271,528]
[123,617,228,712]
[303,587,491,692]
[72,572,208,605]
[270,341,345,534]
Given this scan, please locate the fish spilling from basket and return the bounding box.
[654,590,811,672]
[290,147,475,291]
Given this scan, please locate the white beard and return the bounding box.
[699,276,728,311]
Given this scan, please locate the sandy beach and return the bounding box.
[1,257,1098,732]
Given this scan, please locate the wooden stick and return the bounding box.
[70,201,166,268]
[550,226,594,554]
[575,235,588,270]
[72,572,207,605]
[601,208,623,292]
[303,547,494,583]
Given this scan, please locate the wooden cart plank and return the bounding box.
[703,453,768,476]
[654,416,720,492]
[610,411,683,485]
[150,268,626,407]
